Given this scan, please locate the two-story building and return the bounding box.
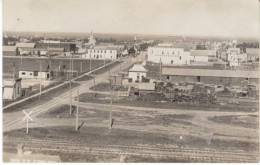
[83,46,118,60]
[147,46,190,65]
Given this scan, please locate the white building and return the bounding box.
[190,50,217,62]
[227,48,247,66]
[3,78,22,100]
[147,46,190,65]
[19,70,52,80]
[128,64,147,82]
[83,46,118,60]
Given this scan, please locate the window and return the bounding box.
[30,73,32,75]
[171,60,174,64]
[179,56,182,60]
[33,71,38,76]
[110,50,112,53]
[22,72,26,75]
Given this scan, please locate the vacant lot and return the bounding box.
[208,115,258,129]
[78,92,258,113]
[90,82,128,92]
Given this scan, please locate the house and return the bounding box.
[83,46,118,60]
[3,78,22,100]
[190,50,216,62]
[128,64,147,83]
[147,46,190,65]
[3,46,17,56]
[18,65,53,80]
[227,48,247,66]
[19,70,52,80]
[246,48,259,62]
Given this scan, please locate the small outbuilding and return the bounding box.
[128,64,147,83]
[3,78,22,100]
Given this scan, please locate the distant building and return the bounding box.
[16,42,36,48]
[147,46,190,65]
[3,46,17,56]
[227,48,247,66]
[3,78,22,100]
[19,70,52,80]
[83,46,118,60]
[36,41,76,52]
[18,47,48,56]
[246,48,259,62]
[190,50,216,62]
[128,64,147,83]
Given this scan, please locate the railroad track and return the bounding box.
[4,137,259,162]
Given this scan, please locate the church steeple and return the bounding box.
[88,30,96,48]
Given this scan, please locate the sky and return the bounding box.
[3,0,260,38]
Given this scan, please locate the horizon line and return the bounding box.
[3,30,259,41]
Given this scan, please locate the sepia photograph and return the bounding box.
[2,0,260,163]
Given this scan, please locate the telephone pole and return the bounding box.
[69,53,72,115]
[109,69,113,129]
[75,87,79,131]
[39,60,42,99]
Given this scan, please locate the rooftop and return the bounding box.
[162,67,259,78]
[129,64,147,72]
[16,42,36,48]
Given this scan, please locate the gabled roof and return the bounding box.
[129,64,147,72]
[16,42,35,48]
[3,46,17,52]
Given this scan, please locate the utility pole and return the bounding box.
[39,60,42,99]
[109,69,113,129]
[89,56,92,71]
[159,58,162,81]
[75,87,79,131]
[109,86,113,129]
[80,61,83,73]
[69,53,72,115]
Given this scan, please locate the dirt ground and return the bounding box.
[78,92,259,113]
[208,114,258,129]
[34,103,259,151]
